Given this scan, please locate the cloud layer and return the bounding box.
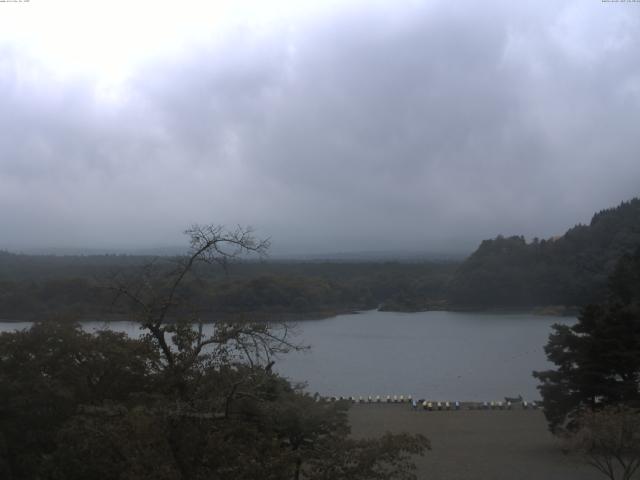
[1,0,639,254]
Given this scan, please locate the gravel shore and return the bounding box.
[349,404,602,480]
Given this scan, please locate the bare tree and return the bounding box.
[110,224,300,391]
[566,406,640,480]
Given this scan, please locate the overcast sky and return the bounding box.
[0,0,639,255]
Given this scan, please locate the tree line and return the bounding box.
[0,254,455,320]
[449,198,640,309]
[1,197,639,321]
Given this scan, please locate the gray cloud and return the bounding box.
[1,0,639,254]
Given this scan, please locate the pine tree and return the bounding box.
[533,248,640,432]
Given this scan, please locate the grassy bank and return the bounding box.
[349,404,600,480]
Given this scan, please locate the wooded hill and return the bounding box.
[0,253,455,320]
[448,198,640,309]
[1,198,639,318]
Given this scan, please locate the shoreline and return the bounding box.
[0,305,578,324]
[319,397,543,408]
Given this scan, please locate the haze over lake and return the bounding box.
[0,310,571,401]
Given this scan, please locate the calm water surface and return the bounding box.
[0,310,573,401]
[275,310,574,401]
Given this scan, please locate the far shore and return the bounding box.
[381,305,580,317]
[0,309,360,324]
[0,305,579,324]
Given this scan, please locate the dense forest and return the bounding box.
[449,198,640,309]
[0,253,455,320]
[1,198,639,319]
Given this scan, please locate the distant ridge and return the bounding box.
[269,250,466,263]
[6,246,189,256]
[448,197,640,308]
[5,246,465,264]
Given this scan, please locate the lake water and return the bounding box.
[275,310,573,401]
[0,310,573,401]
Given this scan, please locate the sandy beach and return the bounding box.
[349,404,602,480]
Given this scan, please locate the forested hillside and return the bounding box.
[2,198,638,318]
[0,254,455,320]
[448,198,640,308]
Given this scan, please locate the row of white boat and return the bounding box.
[318,395,542,410]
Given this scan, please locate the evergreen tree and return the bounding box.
[533,248,640,432]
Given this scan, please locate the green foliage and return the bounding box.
[0,322,158,479]
[0,321,428,480]
[533,248,640,432]
[0,258,456,320]
[450,198,640,308]
[305,432,430,480]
